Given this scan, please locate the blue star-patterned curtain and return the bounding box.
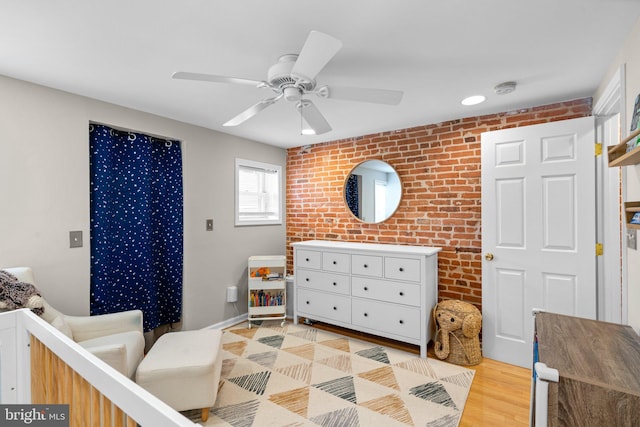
[345,174,360,218]
[89,124,183,332]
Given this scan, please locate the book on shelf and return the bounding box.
[627,94,640,153]
[249,290,284,307]
[631,93,640,133]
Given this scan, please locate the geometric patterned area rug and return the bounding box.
[183,320,474,427]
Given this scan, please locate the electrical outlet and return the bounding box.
[628,229,637,250]
[206,219,214,231]
[69,230,83,248]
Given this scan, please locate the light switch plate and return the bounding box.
[69,230,83,248]
[627,229,637,250]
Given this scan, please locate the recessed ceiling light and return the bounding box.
[461,95,486,106]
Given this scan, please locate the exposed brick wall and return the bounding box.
[286,98,592,311]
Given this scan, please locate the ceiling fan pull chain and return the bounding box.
[300,98,304,135]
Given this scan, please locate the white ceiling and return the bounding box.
[2,0,640,149]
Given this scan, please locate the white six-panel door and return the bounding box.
[481,117,596,368]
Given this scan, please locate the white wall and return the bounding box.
[0,75,287,330]
[595,16,640,333]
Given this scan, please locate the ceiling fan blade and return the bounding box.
[290,31,342,83]
[223,94,283,127]
[172,71,263,87]
[297,100,332,135]
[321,85,404,105]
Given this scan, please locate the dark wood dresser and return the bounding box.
[534,312,640,426]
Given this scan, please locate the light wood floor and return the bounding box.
[459,356,531,426]
[303,320,531,426]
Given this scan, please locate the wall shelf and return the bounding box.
[625,202,640,230]
[608,128,640,167]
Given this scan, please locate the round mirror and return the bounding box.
[344,160,402,223]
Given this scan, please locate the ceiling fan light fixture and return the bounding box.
[284,86,303,102]
[461,95,486,106]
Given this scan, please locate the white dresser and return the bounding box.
[292,240,441,358]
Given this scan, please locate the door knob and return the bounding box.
[485,253,494,261]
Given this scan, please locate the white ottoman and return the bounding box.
[136,329,223,422]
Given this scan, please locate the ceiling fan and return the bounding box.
[172,31,404,135]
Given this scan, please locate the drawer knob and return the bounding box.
[363,264,368,268]
[399,320,404,324]
[305,278,310,282]
[399,267,404,272]
[306,258,310,262]
[364,313,368,317]
[332,282,337,286]
[399,291,404,296]
[364,286,368,291]
[333,306,337,310]
[306,301,310,304]
[333,260,337,265]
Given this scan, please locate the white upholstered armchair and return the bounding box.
[2,267,145,379]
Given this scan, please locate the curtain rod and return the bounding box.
[89,121,181,143]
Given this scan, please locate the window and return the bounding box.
[235,158,282,226]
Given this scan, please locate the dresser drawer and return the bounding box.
[297,288,351,324]
[352,254,383,277]
[296,249,321,270]
[295,270,350,295]
[384,257,421,282]
[351,276,420,307]
[352,298,421,340]
[322,252,351,274]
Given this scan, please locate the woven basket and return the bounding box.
[434,300,482,366]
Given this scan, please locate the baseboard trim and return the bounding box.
[204,313,247,330]
[204,314,297,330]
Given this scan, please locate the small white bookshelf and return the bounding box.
[247,255,286,328]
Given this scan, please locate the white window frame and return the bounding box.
[235,158,283,226]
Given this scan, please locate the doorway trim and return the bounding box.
[593,64,627,323]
